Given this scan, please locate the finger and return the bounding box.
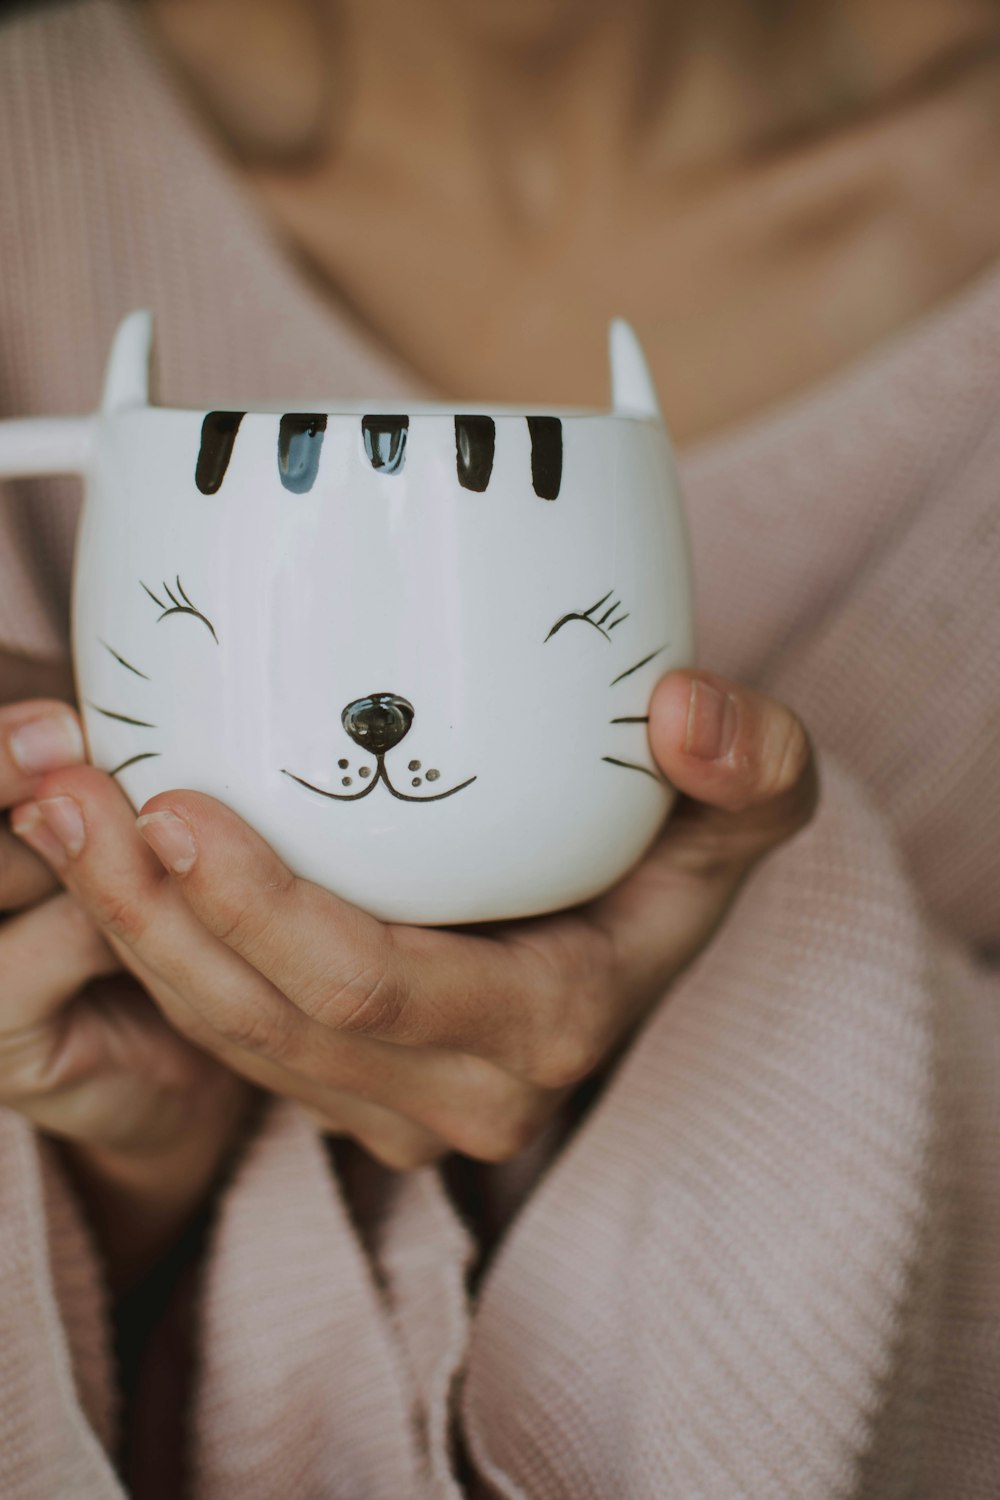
[582,671,817,992]
[0,700,85,809]
[108,929,451,1170]
[0,823,58,910]
[15,768,556,1155]
[96,920,506,1168]
[111,927,553,1165]
[0,893,119,1103]
[0,892,118,1029]
[294,1095,449,1171]
[128,788,559,1062]
[647,669,818,860]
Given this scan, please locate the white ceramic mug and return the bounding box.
[0,311,694,924]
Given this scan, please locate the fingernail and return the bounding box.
[136,810,197,874]
[10,802,73,869]
[35,795,87,859]
[685,679,738,760]
[9,712,85,775]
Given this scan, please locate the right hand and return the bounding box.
[0,694,250,1286]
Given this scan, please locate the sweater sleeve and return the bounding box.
[460,754,1000,1500]
[0,1112,124,1498]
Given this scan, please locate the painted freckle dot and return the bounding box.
[408,760,421,772]
[426,769,440,782]
[338,758,349,769]
[342,776,352,787]
[359,766,371,779]
[412,777,422,787]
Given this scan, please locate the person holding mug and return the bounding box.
[0,1,998,1496]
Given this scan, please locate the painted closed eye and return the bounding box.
[141,577,219,643]
[545,590,629,643]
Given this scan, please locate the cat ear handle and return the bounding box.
[608,318,662,421]
[0,308,153,478]
[101,307,154,414]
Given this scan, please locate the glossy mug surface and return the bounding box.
[0,312,694,923]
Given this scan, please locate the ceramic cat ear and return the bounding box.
[101,308,154,414]
[609,319,661,421]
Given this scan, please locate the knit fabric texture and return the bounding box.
[0,3,998,1495]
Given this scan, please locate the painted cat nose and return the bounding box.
[341,694,415,754]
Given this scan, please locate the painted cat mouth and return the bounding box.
[281,753,476,803]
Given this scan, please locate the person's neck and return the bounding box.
[332,0,1000,226]
[147,0,1000,217]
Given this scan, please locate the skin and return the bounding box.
[145,0,1000,438]
[3,0,1000,1283]
[4,661,814,1284]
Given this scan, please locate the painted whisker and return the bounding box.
[89,704,157,728]
[101,641,150,680]
[110,751,161,777]
[610,645,668,686]
[609,715,649,724]
[601,756,664,782]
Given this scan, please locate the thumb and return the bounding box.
[647,669,819,858]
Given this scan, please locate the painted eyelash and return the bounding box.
[141,576,219,643]
[545,590,630,643]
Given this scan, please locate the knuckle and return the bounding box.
[520,968,611,1090]
[670,831,734,884]
[452,1099,551,1163]
[0,1020,66,1102]
[308,959,406,1039]
[210,883,289,954]
[212,998,292,1059]
[527,1019,607,1091]
[88,885,150,946]
[362,1128,446,1172]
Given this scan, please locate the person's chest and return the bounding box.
[238,66,1000,443]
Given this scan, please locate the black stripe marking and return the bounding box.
[196,411,245,495]
[454,416,495,492]
[526,416,562,500]
[278,413,327,494]
[362,415,409,475]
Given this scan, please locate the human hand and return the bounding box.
[0,696,250,1285]
[11,670,817,1170]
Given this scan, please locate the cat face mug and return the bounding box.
[0,311,694,924]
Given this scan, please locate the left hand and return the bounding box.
[12,670,817,1170]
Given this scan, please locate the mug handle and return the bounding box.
[0,308,153,480]
[0,416,94,479]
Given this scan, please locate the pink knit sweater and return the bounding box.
[1,3,998,1495]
